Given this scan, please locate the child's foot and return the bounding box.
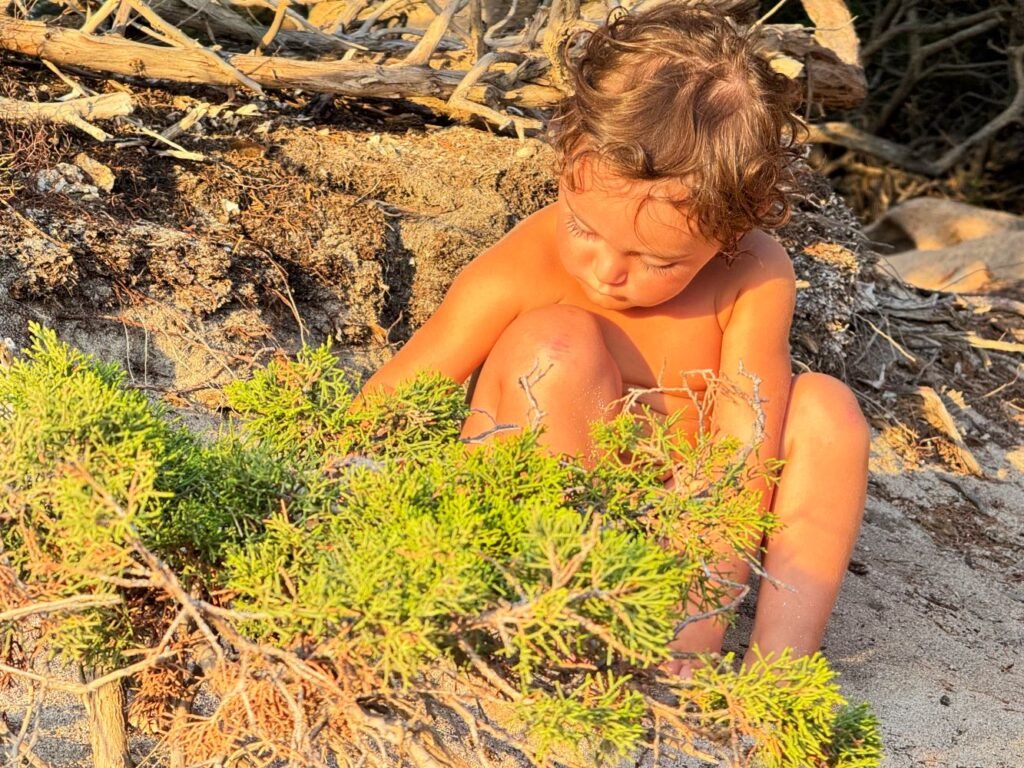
[660,654,707,680]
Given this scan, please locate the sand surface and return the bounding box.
[821,444,1024,767]
[820,452,1021,766]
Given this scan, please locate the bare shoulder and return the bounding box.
[477,204,558,268]
[711,229,795,330]
[723,230,795,300]
[734,229,796,284]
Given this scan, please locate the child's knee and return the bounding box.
[493,306,620,387]
[785,373,869,457]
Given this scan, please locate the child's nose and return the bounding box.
[592,249,628,286]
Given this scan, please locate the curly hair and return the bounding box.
[548,2,805,256]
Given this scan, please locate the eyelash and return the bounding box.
[566,215,597,241]
[641,260,679,274]
[566,215,680,273]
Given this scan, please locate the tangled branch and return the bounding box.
[0,0,867,133]
[809,43,1024,177]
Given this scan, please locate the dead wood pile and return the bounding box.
[0,0,868,136]
[809,1,1024,218]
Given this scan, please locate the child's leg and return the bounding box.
[746,372,868,663]
[461,306,622,456]
[668,373,868,672]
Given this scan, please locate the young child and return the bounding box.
[362,3,868,674]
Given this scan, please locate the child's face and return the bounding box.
[556,166,720,311]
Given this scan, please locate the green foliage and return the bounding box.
[0,330,882,766]
[689,650,881,768]
[154,436,307,568]
[519,671,647,764]
[828,703,884,768]
[223,438,687,683]
[0,324,193,663]
[223,342,354,457]
[584,410,780,614]
[224,341,468,460]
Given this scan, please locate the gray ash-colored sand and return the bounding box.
[822,446,1024,768]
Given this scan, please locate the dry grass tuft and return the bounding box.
[0,119,72,197]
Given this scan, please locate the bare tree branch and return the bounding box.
[861,6,1006,61]
[809,45,1024,176]
[0,92,132,141]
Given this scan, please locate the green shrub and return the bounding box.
[0,327,882,767]
[0,324,194,662]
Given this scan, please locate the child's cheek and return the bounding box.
[556,235,587,277]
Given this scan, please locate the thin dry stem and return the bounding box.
[0,594,123,623]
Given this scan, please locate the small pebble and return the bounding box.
[221,199,240,219]
[940,694,951,706]
[74,152,115,192]
[847,559,870,576]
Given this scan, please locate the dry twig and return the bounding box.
[0,92,132,141]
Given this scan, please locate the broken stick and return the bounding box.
[0,92,133,141]
[917,386,985,478]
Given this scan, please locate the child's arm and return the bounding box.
[712,231,796,500]
[360,210,551,394]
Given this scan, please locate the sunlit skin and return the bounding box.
[362,161,868,675]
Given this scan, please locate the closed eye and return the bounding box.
[641,260,683,273]
[566,210,686,271]
[566,214,597,241]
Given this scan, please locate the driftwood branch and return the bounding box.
[241,0,368,51]
[0,0,869,133]
[0,16,495,102]
[259,0,291,51]
[759,23,867,108]
[446,51,543,136]
[123,0,265,94]
[800,0,859,67]
[403,0,467,66]
[0,91,133,140]
[80,0,122,34]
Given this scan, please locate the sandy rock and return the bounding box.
[73,152,115,193]
[866,198,1024,292]
[0,336,15,366]
[34,163,98,197]
[882,231,1024,293]
[865,198,1024,253]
